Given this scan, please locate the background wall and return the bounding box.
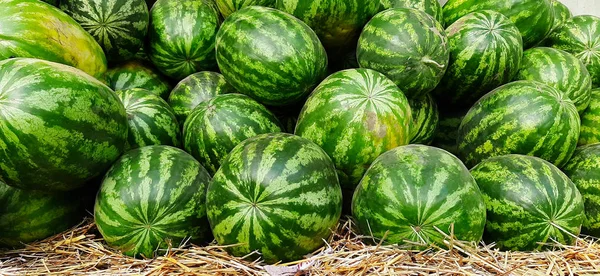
[438,0,600,17]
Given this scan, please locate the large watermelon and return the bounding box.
[352,145,486,248]
[579,88,600,146]
[471,154,585,251]
[104,60,172,99]
[357,8,448,99]
[216,0,275,18]
[0,58,128,191]
[514,47,592,113]
[457,80,580,168]
[95,145,212,258]
[0,0,107,78]
[433,10,523,111]
[379,0,443,23]
[216,6,328,106]
[545,15,600,88]
[408,93,438,145]
[148,0,221,80]
[206,133,342,263]
[183,94,282,175]
[563,144,600,237]
[442,0,555,49]
[431,110,467,156]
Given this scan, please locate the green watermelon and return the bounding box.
[206,133,342,263]
[116,88,180,150]
[549,0,572,32]
[104,60,172,99]
[0,58,128,191]
[442,0,555,49]
[0,0,107,78]
[379,0,443,23]
[431,110,467,156]
[148,0,221,80]
[514,47,592,113]
[563,144,600,237]
[216,0,275,18]
[471,154,585,251]
[94,145,212,258]
[408,93,438,145]
[59,0,149,64]
[168,71,235,124]
[579,88,600,146]
[215,6,328,106]
[357,8,448,99]
[0,182,83,248]
[352,145,486,248]
[545,15,600,88]
[183,94,282,175]
[457,80,580,168]
[433,10,523,111]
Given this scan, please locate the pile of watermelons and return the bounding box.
[1,0,600,264]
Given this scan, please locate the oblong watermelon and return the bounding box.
[408,93,438,145]
[104,60,172,99]
[379,0,443,23]
[216,0,275,18]
[579,88,600,146]
[0,58,128,191]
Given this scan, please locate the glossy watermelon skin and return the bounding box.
[471,154,584,251]
[216,6,328,106]
[550,0,572,33]
[148,0,221,80]
[352,145,486,248]
[0,0,107,78]
[379,0,443,23]
[95,145,212,258]
[357,8,448,99]
[183,94,282,175]
[563,144,600,237]
[431,110,467,156]
[457,80,580,168]
[104,60,172,99]
[206,133,342,263]
[0,58,128,191]
[216,0,275,18]
[408,93,438,145]
[515,47,592,114]
[579,88,600,146]
[442,0,555,49]
[433,10,523,111]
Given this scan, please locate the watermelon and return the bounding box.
[457,80,580,168]
[563,144,600,237]
[215,6,328,106]
[431,110,467,156]
[0,58,128,191]
[357,8,449,99]
[579,88,600,146]
[183,93,282,175]
[514,47,592,114]
[94,145,212,258]
[0,182,83,248]
[41,0,59,5]
[352,145,486,248]
[216,0,275,18]
[148,0,221,80]
[545,15,600,88]
[408,93,438,145]
[104,60,172,99]
[168,71,235,124]
[433,10,523,111]
[206,133,342,263]
[59,0,149,64]
[0,0,107,78]
[379,0,443,23]
[471,154,585,251]
[549,0,572,32]
[442,0,555,49]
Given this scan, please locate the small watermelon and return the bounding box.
[579,88,600,146]
[408,93,438,145]
[379,0,443,23]
[216,0,275,18]
[104,60,172,99]
[550,0,573,32]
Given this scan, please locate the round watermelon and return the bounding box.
[579,88,600,146]
[549,0,572,33]
[104,60,172,99]
[471,154,585,251]
[95,145,212,258]
[206,133,342,263]
[215,6,328,106]
[0,58,128,191]
[408,93,438,145]
[379,0,443,23]
[216,0,275,18]
[431,110,467,156]
[352,145,486,248]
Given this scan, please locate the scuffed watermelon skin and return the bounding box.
[408,93,438,145]
[379,0,443,23]
[216,0,275,18]
[104,60,172,99]
[579,88,600,146]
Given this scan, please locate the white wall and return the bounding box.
[438,0,600,17]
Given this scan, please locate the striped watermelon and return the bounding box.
[550,0,572,32]
[95,145,212,258]
[545,15,600,88]
[408,93,438,145]
[59,0,149,64]
[357,8,449,99]
[148,0,221,80]
[515,47,592,113]
[471,154,585,251]
[431,110,466,156]
[579,88,600,146]
[104,60,172,99]
[206,133,342,263]
[433,10,523,111]
[442,0,555,49]
[183,94,282,175]
[168,71,235,124]
[379,0,443,23]
[0,182,83,248]
[216,6,328,106]
[116,88,180,150]
[0,0,107,78]
[0,58,128,191]
[563,144,600,237]
[216,0,275,18]
[352,145,486,248]
[457,80,580,168]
